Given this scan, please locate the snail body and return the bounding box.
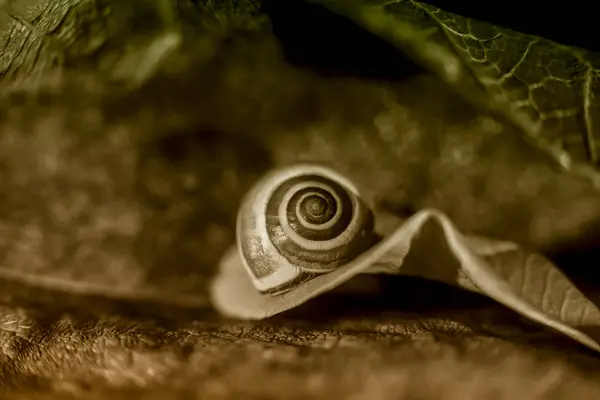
[237,164,378,295]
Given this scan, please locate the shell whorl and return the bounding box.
[237,164,378,295]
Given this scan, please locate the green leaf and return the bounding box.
[310,0,600,188]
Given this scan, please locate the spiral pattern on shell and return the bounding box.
[237,164,378,294]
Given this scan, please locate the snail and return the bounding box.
[236,163,379,295]
[210,163,600,353]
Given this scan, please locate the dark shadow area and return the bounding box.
[278,275,499,321]
[548,217,600,286]
[262,0,425,80]
[552,249,600,283]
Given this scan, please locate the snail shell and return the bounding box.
[237,164,379,295]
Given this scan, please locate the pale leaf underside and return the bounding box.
[212,209,600,353]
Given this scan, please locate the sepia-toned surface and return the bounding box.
[1,0,600,398]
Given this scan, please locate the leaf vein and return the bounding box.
[498,39,539,84]
[582,68,598,163]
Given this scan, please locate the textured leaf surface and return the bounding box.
[485,251,600,328]
[313,0,600,186]
[0,0,179,85]
[3,301,600,399]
